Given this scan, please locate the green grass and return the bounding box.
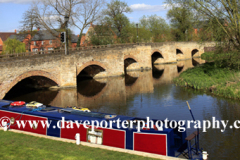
[0,130,156,160]
[174,62,240,99]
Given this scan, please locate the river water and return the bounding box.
[5,58,240,160]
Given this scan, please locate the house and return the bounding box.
[71,33,88,47]
[80,34,86,46]
[0,31,16,53]
[30,30,61,52]
[9,33,32,52]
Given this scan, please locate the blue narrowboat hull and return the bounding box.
[0,100,202,159]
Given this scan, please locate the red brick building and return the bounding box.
[30,30,62,52]
[0,31,16,53]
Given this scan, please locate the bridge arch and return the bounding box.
[176,49,183,54]
[151,50,164,64]
[77,61,107,79]
[124,55,138,62]
[192,49,199,57]
[176,48,185,60]
[2,70,59,99]
[124,55,138,71]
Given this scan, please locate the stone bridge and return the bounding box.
[0,42,214,99]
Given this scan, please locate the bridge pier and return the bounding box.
[59,56,77,88]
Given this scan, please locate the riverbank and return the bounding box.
[0,130,157,160]
[174,54,240,99]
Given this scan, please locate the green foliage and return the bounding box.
[201,51,240,70]
[3,38,26,54]
[103,0,132,41]
[88,25,115,45]
[167,6,195,41]
[139,15,171,42]
[197,18,227,42]
[174,62,240,99]
[119,22,152,43]
[201,52,215,61]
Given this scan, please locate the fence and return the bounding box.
[0,43,148,59]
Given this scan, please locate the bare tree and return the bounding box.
[71,0,106,47]
[19,7,41,51]
[32,0,105,47]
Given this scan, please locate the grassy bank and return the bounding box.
[173,61,240,99]
[0,130,155,160]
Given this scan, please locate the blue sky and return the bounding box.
[0,0,169,34]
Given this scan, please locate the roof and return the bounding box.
[0,32,16,41]
[9,34,28,42]
[31,30,59,41]
[71,34,78,43]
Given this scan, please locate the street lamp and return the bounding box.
[136,23,138,43]
[64,14,69,55]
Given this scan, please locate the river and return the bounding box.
[4,58,240,160]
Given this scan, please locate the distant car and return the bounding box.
[72,106,91,112]
[10,101,25,106]
[26,101,43,108]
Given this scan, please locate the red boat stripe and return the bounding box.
[133,132,167,156]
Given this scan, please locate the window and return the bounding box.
[32,48,38,52]
[48,48,54,50]
[87,128,103,145]
[34,42,36,46]
[42,41,44,45]
[49,40,52,45]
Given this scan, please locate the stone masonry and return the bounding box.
[0,42,214,99]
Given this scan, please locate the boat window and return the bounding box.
[1,104,10,108]
[40,107,57,112]
[87,128,103,145]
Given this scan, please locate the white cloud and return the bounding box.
[0,0,33,4]
[130,3,171,12]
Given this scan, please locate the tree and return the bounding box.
[74,0,106,47]
[3,39,26,54]
[87,23,116,45]
[140,15,171,42]
[119,22,152,43]
[166,3,195,41]
[103,0,132,41]
[189,0,240,51]
[165,0,240,50]
[32,0,105,47]
[19,7,40,51]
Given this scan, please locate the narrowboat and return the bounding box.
[0,100,204,159]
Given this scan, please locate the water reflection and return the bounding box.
[8,58,240,159]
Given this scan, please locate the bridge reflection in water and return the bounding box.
[44,58,203,115]
[5,58,204,113]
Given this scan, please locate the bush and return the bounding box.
[201,51,240,70]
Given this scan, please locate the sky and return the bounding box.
[0,0,170,34]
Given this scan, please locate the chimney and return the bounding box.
[15,29,16,33]
[37,27,40,31]
[90,22,93,27]
[77,35,79,37]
